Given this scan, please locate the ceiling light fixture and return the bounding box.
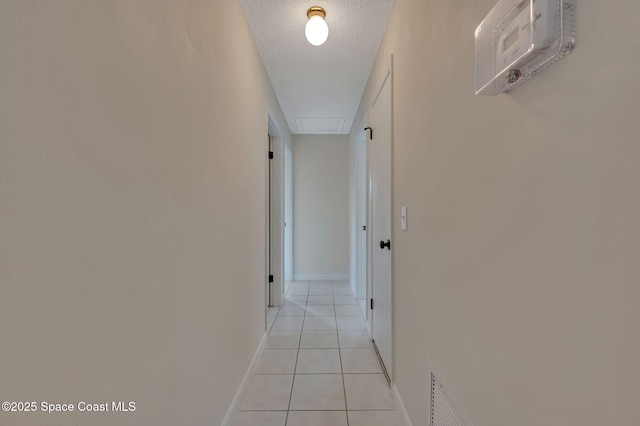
[305,7,328,46]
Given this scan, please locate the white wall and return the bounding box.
[0,1,290,425]
[293,135,349,280]
[351,0,640,425]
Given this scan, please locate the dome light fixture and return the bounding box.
[305,6,328,46]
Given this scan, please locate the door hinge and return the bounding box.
[268,275,274,283]
[370,298,374,310]
[362,225,366,231]
[268,151,274,159]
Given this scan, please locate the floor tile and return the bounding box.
[305,304,335,316]
[303,316,337,331]
[300,330,339,348]
[266,331,301,349]
[232,411,287,426]
[277,304,306,316]
[242,276,399,420]
[306,295,334,305]
[336,316,366,330]
[268,309,279,324]
[337,330,373,349]
[284,295,307,305]
[347,410,402,426]
[286,288,309,296]
[267,317,277,332]
[334,305,362,316]
[333,287,354,296]
[309,280,332,286]
[296,349,341,373]
[269,306,281,315]
[272,316,304,331]
[308,287,333,296]
[286,411,348,426]
[340,349,383,373]
[290,374,345,410]
[255,349,298,374]
[333,295,358,305]
[343,374,394,410]
[240,375,293,411]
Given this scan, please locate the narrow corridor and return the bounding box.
[232,280,402,425]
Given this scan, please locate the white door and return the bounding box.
[369,68,393,379]
[356,133,367,300]
[268,135,275,306]
[284,146,293,283]
[267,118,285,308]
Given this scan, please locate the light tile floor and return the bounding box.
[233,280,402,426]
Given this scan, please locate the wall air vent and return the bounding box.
[430,370,474,426]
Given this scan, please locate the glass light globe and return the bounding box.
[305,15,329,46]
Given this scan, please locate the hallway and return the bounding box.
[233,280,401,426]
[4,2,639,425]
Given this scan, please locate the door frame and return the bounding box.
[284,145,293,283]
[356,125,367,302]
[366,56,394,380]
[267,114,285,310]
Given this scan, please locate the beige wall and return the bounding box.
[0,1,289,425]
[293,135,349,279]
[352,0,640,424]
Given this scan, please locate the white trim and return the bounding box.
[268,113,285,307]
[293,274,350,281]
[368,54,394,380]
[284,146,293,283]
[355,118,367,300]
[391,384,413,426]
[220,332,268,426]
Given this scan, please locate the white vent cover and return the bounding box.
[430,371,474,426]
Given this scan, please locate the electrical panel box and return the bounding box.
[475,0,576,95]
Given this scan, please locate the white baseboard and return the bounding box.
[293,274,350,281]
[392,384,413,426]
[220,332,268,426]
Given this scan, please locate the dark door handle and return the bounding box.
[379,239,391,250]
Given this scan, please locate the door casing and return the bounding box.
[367,58,394,381]
[267,115,285,310]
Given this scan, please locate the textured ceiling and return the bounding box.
[240,0,394,134]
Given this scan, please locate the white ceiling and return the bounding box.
[240,0,394,135]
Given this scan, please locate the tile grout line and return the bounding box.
[281,281,368,424]
[333,280,351,426]
[283,281,307,421]
[333,281,350,424]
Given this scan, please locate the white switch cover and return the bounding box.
[401,206,407,231]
